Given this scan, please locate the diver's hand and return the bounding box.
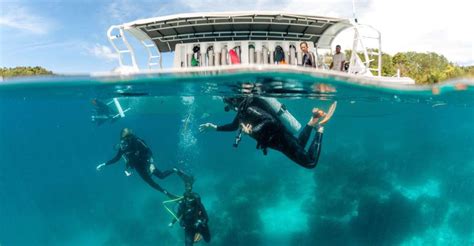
[96,163,106,171]
[240,123,253,135]
[199,123,217,132]
[124,170,132,176]
[168,222,174,227]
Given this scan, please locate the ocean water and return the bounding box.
[0,71,473,246]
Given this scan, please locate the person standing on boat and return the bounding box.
[199,96,336,169]
[96,128,192,199]
[330,45,346,71]
[169,182,211,246]
[300,41,316,67]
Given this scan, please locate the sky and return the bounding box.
[0,0,473,73]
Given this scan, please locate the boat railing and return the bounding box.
[107,25,139,71]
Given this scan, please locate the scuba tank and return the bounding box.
[207,46,214,66]
[289,45,296,65]
[249,44,255,64]
[262,46,269,64]
[274,45,285,64]
[260,97,302,134]
[221,46,228,65]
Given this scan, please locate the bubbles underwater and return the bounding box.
[0,74,473,245]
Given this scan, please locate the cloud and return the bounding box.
[176,0,366,17]
[106,0,144,23]
[360,0,473,65]
[87,43,119,61]
[0,4,55,35]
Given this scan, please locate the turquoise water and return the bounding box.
[1,71,473,245]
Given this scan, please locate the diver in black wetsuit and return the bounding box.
[91,99,117,126]
[169,182,210,246]
[96,128,192,198]
[199,96,336,169]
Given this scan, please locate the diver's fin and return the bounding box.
[91,98,131,126]
[193,233,202,243]
[91,115,109,126]
[326,101,337,119]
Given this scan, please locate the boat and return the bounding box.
[106,11,415,84]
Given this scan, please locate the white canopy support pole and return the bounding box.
[119,28,138,70]
[106,25,139,71]
[352,0,358,23]
[140,39,161,70]
[107,26,125,68]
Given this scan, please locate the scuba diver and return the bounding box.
[168,182,210,246]
[199,96,336,169]
[91,99,118,126]
[96,128,193,199]
[91,98,131,126]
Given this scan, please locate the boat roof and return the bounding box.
[121,11,352,52]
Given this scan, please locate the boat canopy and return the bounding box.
[120,11,353,52]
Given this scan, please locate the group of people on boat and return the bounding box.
[94,95,336,245]
[189,41,347,71]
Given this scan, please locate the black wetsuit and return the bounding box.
[105,135,177,197]
[174,192,211,246]
[91,99,116,125]
[217,97,323,169]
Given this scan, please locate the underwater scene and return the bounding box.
[0,71,473,246]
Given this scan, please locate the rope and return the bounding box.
[162,196,184,221]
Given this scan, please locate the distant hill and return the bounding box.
[1,66,53,78]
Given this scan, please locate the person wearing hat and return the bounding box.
[96,128,191,198]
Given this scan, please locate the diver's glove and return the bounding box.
[168,222,174,227]
[199,123,217,132]
[96,163,106,171]
[124,170,132,176]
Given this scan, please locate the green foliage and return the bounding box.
[346,50,471,84]
[461,66,474,77]
[390,52,469,84]
[0,66,53,78]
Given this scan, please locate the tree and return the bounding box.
[0,66,53,78]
